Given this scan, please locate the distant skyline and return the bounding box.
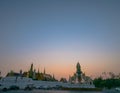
[0,0,120,80]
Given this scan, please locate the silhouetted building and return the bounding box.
[69,62,93,85]
[6,70,22,77]
[60,78,67,83]
[28,63,57,81]
[6,63,57,81]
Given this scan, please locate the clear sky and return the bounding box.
[0,0,120,80]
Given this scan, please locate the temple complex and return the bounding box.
[1,62,95,90]
[6,63,57,81]
[6,62,93,85]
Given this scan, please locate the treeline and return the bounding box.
[93,72,120,89]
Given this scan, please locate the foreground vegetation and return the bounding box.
[93,72,120,89]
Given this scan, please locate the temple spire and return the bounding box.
[38,69,40,74]
[29,63,33,78]
[44,68,46,74]
[33,69,36,80]
[76,62,82,83]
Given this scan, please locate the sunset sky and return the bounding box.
[0,0,120,80]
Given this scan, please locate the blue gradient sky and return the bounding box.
[0,0,120,79]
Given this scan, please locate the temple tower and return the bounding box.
[33,69,36,80]
[29,63,33,78]
[44,68,46,74]
[76,62,82,83]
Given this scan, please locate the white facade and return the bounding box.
[0,76,95,90]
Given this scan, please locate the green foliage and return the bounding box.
[93,77,120,89]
